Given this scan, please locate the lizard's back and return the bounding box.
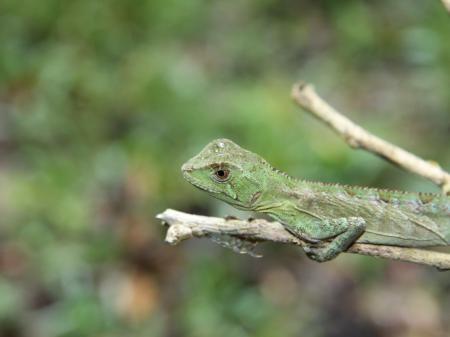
[296,182,450,247]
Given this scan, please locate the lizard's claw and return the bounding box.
[303,246,330,263]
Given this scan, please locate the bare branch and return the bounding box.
[291,82,450,195]
[158,209,450,270]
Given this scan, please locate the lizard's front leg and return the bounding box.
[303,217,366,262]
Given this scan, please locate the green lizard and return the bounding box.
[181,139,450,262]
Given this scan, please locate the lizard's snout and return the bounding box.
[181,162,194,173]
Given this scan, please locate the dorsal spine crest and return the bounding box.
[265,161,440,204]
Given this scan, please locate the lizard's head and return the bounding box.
[181,139,267,210]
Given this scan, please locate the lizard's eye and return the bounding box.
[213,168,230,182]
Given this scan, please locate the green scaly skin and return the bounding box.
[181,139,450,262]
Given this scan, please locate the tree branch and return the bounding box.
[291,82,450,195]
[157,209,450,270]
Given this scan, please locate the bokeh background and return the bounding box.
[1,1,449,336]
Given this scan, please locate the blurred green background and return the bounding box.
[0,0,449,336]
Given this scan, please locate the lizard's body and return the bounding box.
[182,139,450,261]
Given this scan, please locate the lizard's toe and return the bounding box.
[303,246,324,262]
[303,246,335,263]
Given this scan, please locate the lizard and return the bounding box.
[181,138,450,262]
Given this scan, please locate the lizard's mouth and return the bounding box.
[181,166,220,194]
[181,162,194,173]
[181,165,251,210]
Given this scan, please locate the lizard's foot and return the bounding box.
[303,217,366,263]
[303,245,335,262]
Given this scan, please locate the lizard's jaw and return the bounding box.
[183,172,213,193]
[181,165,221,196]
[182,167,249,209]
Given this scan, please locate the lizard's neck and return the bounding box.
[253,167,311,211]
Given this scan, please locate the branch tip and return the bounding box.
[165,223,193,244]
[441,0,450,14]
